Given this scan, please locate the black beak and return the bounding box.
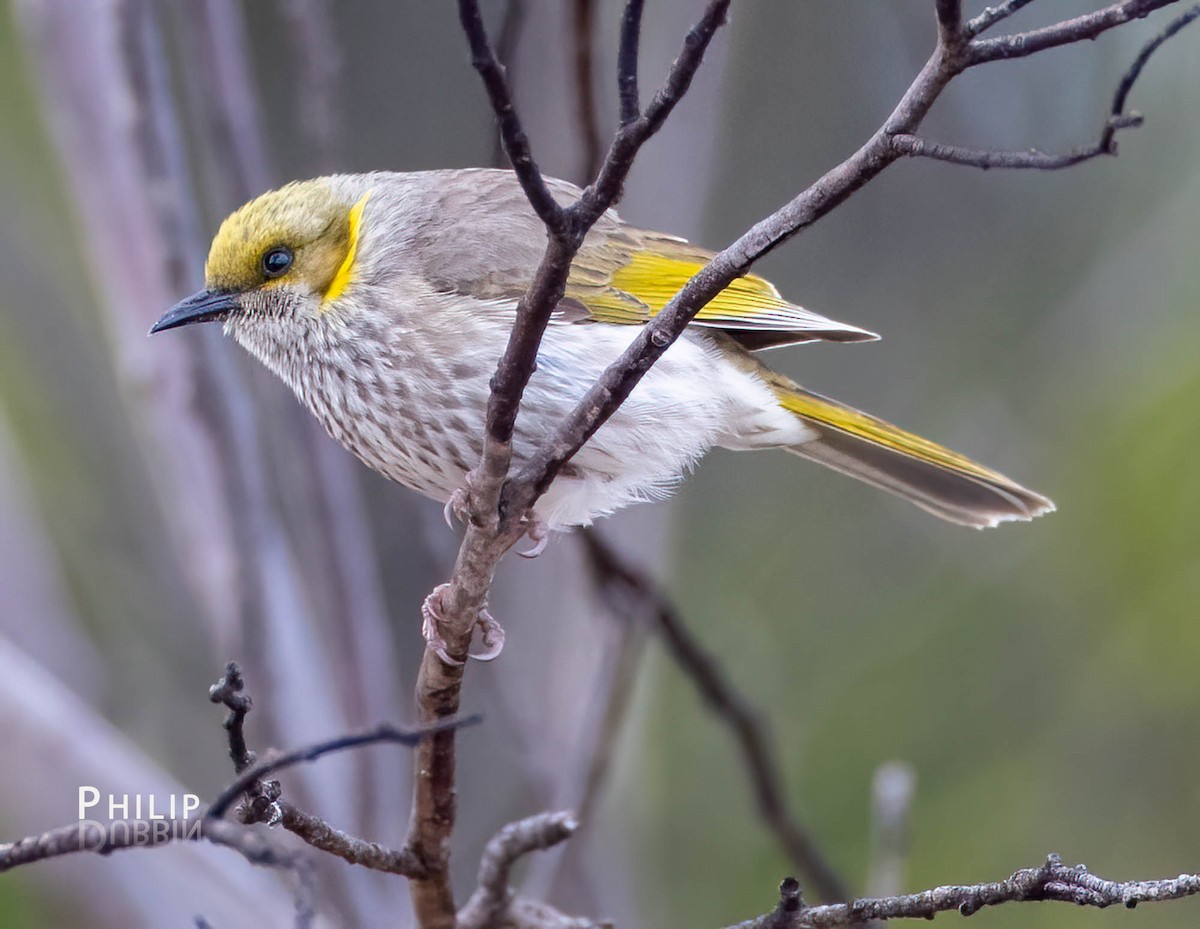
[149,289,239,335]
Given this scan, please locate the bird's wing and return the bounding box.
[559,228,879,349]
[418,169,875,349]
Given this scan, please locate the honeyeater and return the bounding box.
[151,169,1052,653]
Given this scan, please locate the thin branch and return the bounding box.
[572,0,603,181]
[579,530,850,904]
[457,812,579,929]
[208,661,431,878]
[207,716,479,821]
[279,802,429,879]
[0,816,318,927]
[727,855,1200,928]
[582,0,731,221]
[617,0,645,125]
[965,0,1038,38]
[0,816,294,874]
[890,115,1143,168]
[489,0,528,170]
[898,1,1198,170]
[458,0,565,230]
[968,0,1179,64]
[1110,1,1200,119]
[209,660,255,772]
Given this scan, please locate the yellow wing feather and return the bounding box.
[565,235,877,345]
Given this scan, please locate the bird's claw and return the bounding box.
[443,485,473,529]
[517,514,550,559]
[421,583,506,665]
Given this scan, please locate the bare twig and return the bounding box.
[579,529,850,904]
[0,816,294,878]
[897,2,1199,170]
[968,0,1179,64]
[279,802,428,879]
[572,0,602,180]
[0,816,317,928]
[457,812,579,929]
[488,0,527,170]
[458,0,565,230]
[1110,2,1200,121]
[208,716,479,821]
[889,115,1144,169]
[966,0,1038,37]
[617,0,645,125]
[208,661,431,877]
[209,661,255,772]
[727,855,1200,928]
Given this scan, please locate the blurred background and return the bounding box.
[1,1,1198,927]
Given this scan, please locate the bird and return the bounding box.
[152,168,1053,659]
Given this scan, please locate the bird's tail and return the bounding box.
[773,379,1054,528]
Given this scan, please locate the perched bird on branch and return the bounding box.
[152,169,1052,652]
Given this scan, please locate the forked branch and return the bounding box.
[728,855,1200,929]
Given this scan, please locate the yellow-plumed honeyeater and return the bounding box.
[152,169,1053,534]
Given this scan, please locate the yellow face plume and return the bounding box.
[205,180,369,299]
[150,180,369,333]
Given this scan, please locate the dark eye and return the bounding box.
[261,245,294,279]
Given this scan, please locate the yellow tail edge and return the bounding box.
[774,382,1055,529]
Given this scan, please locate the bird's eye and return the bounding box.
[261,245,294,279]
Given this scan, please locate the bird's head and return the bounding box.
[150,178,371,335]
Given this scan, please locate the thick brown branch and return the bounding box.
[728,855,1200,928]
[580,530,850,905]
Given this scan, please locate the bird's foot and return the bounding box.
[444,468,491,528]
[421,583,506,666]
[442,484,473,529]
[517,513,550,559]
